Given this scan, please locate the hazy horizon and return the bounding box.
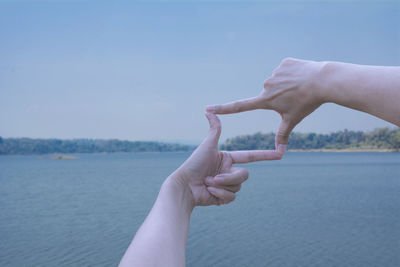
[2,125,398,146]
[1,1,399,143]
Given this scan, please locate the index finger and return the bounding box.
[228,149,284,163]
[206,96,265,114]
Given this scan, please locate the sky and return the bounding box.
[0,0,399,144]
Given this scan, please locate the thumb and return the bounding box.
[275,118,294,151]
[205,112,221,147]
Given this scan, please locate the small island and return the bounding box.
[50,155,78,159]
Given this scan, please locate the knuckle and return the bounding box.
[223,191,233,202]
[277,130,290,138]
[277,134,290,145]
[263,78,273,88]
[281,57,295,66]
[278,136,290,144]
[243,169,249,180]
[264,77,278,91]
[248,153,256,162]
[236,184,242,192]
[210,124,221,137]
[239,169,249,182]
[223,190,229,200]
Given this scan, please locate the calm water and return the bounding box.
[0,152,399,267]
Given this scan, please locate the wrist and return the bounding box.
[314,61,341,104]
[308,60,332,104]
[162,171,195,213]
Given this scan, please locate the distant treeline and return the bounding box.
[2,127,399,155]
[0,138,195,155]
[220,127,400,151]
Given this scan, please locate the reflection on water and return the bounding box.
[0,152,399,266]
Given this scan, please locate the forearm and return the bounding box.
[119,173,194,267]
[318,61,400,126]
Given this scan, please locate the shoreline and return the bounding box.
[0,149,399,157]
[288,148,398,152]
[0,151,194,157]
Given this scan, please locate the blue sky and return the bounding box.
[0,1,399,143]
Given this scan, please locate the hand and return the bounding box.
[206,57,326,146]
[119,113,285,267]
[171,113,283,208]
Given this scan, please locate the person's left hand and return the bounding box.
[171,113,283,208]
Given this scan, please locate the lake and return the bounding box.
[0,152,399,267]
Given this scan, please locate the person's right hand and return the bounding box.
[172,113,284,208]
[206,57,326,148]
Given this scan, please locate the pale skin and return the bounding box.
[119,113,283,267]
[206,58,400,147]
[119,58,400,267]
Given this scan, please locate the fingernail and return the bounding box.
[277,144,287,153]
[205,177,213,185]
[206,105,216,113]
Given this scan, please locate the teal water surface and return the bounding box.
[0,152,399,266]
